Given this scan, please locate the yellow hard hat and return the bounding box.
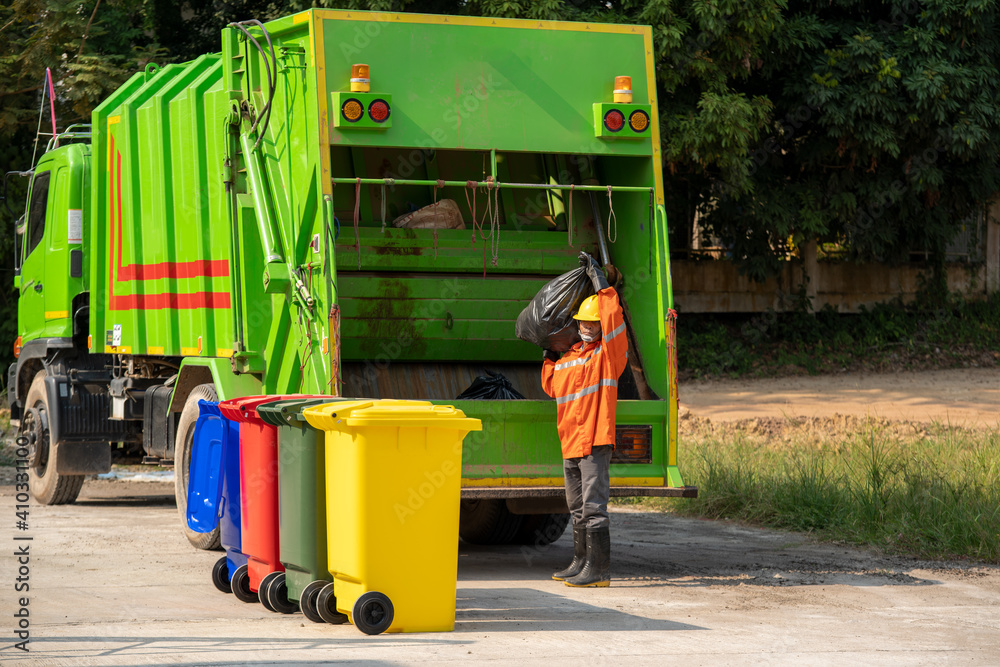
[573,295,601,321]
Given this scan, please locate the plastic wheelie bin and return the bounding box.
[302,400,482,635]
[185,399,253,602]
[219,394,329,613]
[256,397,340,620]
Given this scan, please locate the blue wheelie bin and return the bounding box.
[186,399,255,602]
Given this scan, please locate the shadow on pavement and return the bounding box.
[76,494,176,507]
[459,511,944,591]
[456,587,704,632]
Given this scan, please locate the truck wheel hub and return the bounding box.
[21,407,48,468]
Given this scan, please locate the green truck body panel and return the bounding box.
[18,9,684,490]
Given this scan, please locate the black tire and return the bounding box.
[174,383,221,550]
[352,592,394,636]
[299,580,329,624]
[315,582,349,625]
[266,573,299,614]
[512,513,571,546]
[25,371,85,505]
[231,564,257,603]
[258,571,281,611]
[212,556,232,594]
[458,499,524,545]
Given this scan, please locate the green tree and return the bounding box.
[704,0,1000,285]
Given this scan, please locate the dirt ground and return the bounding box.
[680,367,999,427]
[0,369,998,665]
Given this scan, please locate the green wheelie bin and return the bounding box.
[256,397,342,621]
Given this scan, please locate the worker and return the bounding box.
[542,251,628,587]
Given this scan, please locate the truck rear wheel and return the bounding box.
[25,371,85,505]
[458,499,524,545]
[512,512,570,546]
[174,383,221,550]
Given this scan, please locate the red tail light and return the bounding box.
[603,109,624,133]
[368,99,390,123]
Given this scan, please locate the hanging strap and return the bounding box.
[667,308,678,399]
[606,185,618,244]
[380,183,387,233]
[464,181,478,246]
[489,183,501,267]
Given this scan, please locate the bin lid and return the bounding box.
[186,399,225,534]
[219,394,330,424]
[257,397,343,427]
[302,400,482,432]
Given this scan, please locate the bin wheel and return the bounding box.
[352,592,394,636]
[212,556,232,594]
[231,564,257,603]
[299,580,328,624]
[258,572,281,612]
[315,582,349,625]
[266,573,299,615]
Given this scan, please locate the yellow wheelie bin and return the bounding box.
[302,400,482,635]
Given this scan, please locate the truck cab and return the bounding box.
[9,129,141,505]
[15,140,88,346]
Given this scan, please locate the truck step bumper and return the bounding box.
[461,485,698,500]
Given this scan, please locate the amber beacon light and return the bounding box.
[613,75,632,103]
[351,64,371,92]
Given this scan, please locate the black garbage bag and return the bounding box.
[456,370,526,400]
[514,267,594,352]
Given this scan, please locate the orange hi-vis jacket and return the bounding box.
[541,287,628,459]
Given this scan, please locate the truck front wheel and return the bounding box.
[174,383,221,550]
[24,371,85,505]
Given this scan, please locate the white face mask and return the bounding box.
[579,329,600,343]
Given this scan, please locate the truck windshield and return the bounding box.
[25,171,49,256]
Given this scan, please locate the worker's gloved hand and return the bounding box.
[578,251,610,291]
[543,349,560,362]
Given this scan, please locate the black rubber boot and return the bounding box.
[552,524,587,581]
[564,526,610,588]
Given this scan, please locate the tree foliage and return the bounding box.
[707,0,1000,282]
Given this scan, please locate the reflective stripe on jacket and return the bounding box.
[541,287,628,459]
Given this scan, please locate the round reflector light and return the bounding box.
[342,99,364,122]
[629,110,649,133]
[13,335,21,359]
[604,109,625,133]
[368,99,390,123]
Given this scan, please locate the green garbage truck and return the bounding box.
[8,9,693,549]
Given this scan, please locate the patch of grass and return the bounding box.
[679,292,1000,379]
[645,418,1000,562]
[0,408,15,467]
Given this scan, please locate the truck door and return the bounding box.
[19,171,50,342]
[18,163,78,342]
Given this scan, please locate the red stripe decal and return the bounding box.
[109,135,116,293]
[117,259,230,281]
[106,140,230,311]
[116,151,123,274]
[110,292,232,310]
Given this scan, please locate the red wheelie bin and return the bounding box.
[218,395,326,612]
